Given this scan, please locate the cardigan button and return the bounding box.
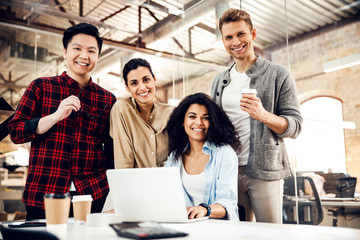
[223,80,228,84]
[216,92,220,96]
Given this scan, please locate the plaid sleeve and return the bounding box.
[8,79,42,144]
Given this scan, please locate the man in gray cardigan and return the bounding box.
[211,8,302,223]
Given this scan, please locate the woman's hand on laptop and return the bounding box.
[187,206,208,219]
[188,204,227,219]
[103,209,115,214]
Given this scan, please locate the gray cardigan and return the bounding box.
[211,57,302,180]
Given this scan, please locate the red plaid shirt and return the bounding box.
[8,72,116,209]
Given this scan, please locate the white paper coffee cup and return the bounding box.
[241,89,257,95]
[72,195,93,202]
[72,195,93,224]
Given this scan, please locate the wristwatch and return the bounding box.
[199,203,211,217]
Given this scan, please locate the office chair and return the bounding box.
[283,176,324,225]
[0,224,59,240]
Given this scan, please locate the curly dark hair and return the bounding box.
[166,92,241,161]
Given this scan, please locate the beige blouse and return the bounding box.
[109,97,174,168]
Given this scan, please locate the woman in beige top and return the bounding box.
[110,58,174,168]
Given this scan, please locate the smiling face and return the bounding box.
[221,20,257,61]
[183,104,210,144]
[125,66,156,106]
[63,33,99,83]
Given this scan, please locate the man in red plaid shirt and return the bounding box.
[8,23,117,220]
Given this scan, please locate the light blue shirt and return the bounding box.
[165,141,239,221]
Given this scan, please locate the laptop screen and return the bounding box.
[106,167,193,223]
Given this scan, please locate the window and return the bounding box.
[286,97,346,173]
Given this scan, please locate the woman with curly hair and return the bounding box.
[165,92,241,221]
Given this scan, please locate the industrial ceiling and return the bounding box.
[0,0,359,113]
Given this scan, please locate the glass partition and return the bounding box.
[270,0,359,227]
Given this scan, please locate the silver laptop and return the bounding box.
[106,167,208,223]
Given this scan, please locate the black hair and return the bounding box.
[166,92,241,161]
[122,58,155,85]
[62,23,103,54]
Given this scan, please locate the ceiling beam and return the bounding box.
[100,6,130,22]
[79,0,83,17]
[25,0,54,24]
[0,17,227,72]
[0,0,139,35]
[140,0,232,44]
[264,12,360,52]
[54,0,76,26]
[83,0,106,17]
[143,7,159,22]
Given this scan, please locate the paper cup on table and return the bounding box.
[241,89,257,97]
[72,195,93,224]
[44,192,71,231]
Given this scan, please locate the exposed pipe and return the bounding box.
[0,21,226,72]
[0,0,140,36]
[141,0,232,44]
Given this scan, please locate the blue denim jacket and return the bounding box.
[165,141,239,221]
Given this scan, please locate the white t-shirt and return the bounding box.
[180,161,205,206]
[222,65,251,166]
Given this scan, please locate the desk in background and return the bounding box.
[0,167,27,188]
[0,167,26,219]
[319,198,360,228]
[1,219,360,240]
[320,198,360,208]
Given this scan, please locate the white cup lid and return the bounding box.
[242,89,257,94]
[72,195,93,202]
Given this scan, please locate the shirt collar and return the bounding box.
[181,141,215,153]
[202,141,216,154]
[178,141,215,159]
[61,71,95,90]
[130,97,157,116]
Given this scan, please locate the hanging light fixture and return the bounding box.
[323,53,360,73]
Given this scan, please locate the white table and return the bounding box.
[2,219,360,240]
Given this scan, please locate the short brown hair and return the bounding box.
[219,8,253,32]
